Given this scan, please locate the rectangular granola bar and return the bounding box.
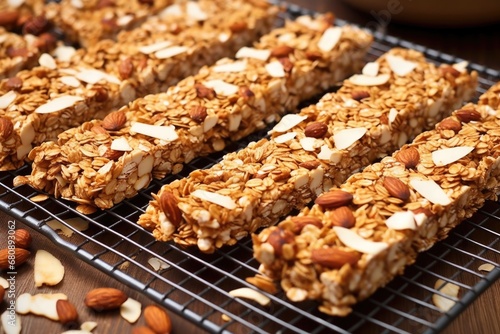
[0,0,279,170]
[16,15,374,213]
[252,87,500,316]
[137,49,478,253]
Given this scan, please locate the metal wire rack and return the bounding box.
[1,2,499,333]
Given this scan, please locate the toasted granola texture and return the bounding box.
[0,0,279,170]
[17,14,373,213]
[252,87,500,316]
[137,49,477,253]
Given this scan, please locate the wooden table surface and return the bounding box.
[1,1,500,334]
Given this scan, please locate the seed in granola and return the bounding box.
[22,15,49,36]
[0,117,14,139]
[229,21,248,33]
[6,77,23,91]
[119,58,134,80]
[455,108,481,123]
[266,227,295,257]
[189,105,208,123]
[311,247,360,269]
[436,117,462,133]
[351,90,370,101]
[304,122,328,138]
[395,147,420,169]
[159,191,182,227]
[329,206,356,228]
[315,190,353,209]
[270,45,294,58]
[383,176,410,201]
[102,111,126,131]
[195,83,215,99]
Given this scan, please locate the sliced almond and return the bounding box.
[333,226,388,255]
[212,60,247,73]
[35,95,84,114]
[53,45,76,62]
[16,293,68,320]
[362,62,379,76]
[0,277,8,289]
[159,3,182,17]
[30,194,48,202]
[0,91,17,109]
[386,54,417,76]
[273,132,296,144]
[299,137,317,151]
[235,47,271,61]
[203,114,218,132]
[317,145,342,163]
[120,298,141,324]
[117,14,134,26]
[317,26,342,52]
[385,211,416,230]
[155,46,188,59]
[130,122,178,142]
[39,53,56,69]
[8,0,25,8]
[229,288,270,306]
[186,1,207,21]
[148,257,170,271]
[34,250,65,287]
[191,189,237,209]
[432,279,459,312]
[1,310,21,334]
[388,108,398,125]
[265,61,285,78]
[138,41,172,55]
[452,61,468,73]
[59,76,81,88]
[203,80,239,96]
[80,321,98,332]
[76,69,118,85]
[478,263,495,272]
[111,137,132,151]
[410,179,451,206]
[269,114,307,133]
[97,161,114,174]
[431,146,474,166]
[348,74,390,86]
[333,127,366,150]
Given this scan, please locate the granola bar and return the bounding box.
[17,15,374,212]
[44,0,173,48]
[0,28,57,79]
[252,90,500,316]
[0,0,278,170]
[137,49,478,253]
[68,0,280,97]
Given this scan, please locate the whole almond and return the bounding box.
[195,83,215,99]
[56,299,79,326]
[22,15,49,36]
[239,86,255,100]
[299,160,321,170]
[383,177,410,201]
[144,305,172,334]
[290,216,323,233]
[304,122,328,138]
[119,57,134,80]
[455,108,481,123]
[229,21,247,33]
[311,247,360,269]
[14,229,32,249]
[189,105,207,123]
[0,248,30,269]
[395,147,420,169]
[84,288,128,311]
[103,147,124,161]
[0,11,19,27]
[0,117,14,140]
[91,125,108,135]
[133,327,156,334]
[329,206,356,228]
[101,111,126,131]
[436,117,462,133]
[6,77,23,90]
[266,227,295,257]
[315,190,353,209]
[270,45,294,58]
[351,90,370,101]
[7,47,29,58]
[34,32,57,52]
[159,191,182,227]
[305,50,323,61]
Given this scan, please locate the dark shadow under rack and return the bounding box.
[0,2,499,333]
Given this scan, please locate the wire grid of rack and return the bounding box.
[1,2,500,334]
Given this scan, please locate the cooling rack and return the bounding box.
[1,2,499,333]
